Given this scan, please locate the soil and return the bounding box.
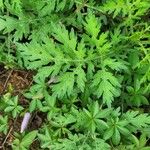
[0,67,33,96]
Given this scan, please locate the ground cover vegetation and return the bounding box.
[0,0,150,149]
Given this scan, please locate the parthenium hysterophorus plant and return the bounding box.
[0,0,150,149]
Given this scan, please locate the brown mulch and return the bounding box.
[0,66,33,96]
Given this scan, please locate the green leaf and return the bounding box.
[139,134,147,147]
[103,58,128,71]
[21,130,37,147]
[84,12,100,38]
[38,127,52,148]
[96,108,112,118]
[37,100,43,110]
[4,106,14,112]
[83,108,92,118]
[131,134,140,147]
[0,115,8,134]
[92,101,100,117]
[29,99,37,112]
[75,66,86,92]
[125,111,150,128]
[128,51,139,68]
[52,23,77,58]
[112,128,120,145]
[103,127,114,140]
[17,42,52,69]
[0,18,6,31]
[52,72,75,98]
[96,119,108,129]
[91,70,121,107]
[117,126,130,136]
[64,114,76,125]
[101,0,130,18]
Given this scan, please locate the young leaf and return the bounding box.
[83,12,100,38]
